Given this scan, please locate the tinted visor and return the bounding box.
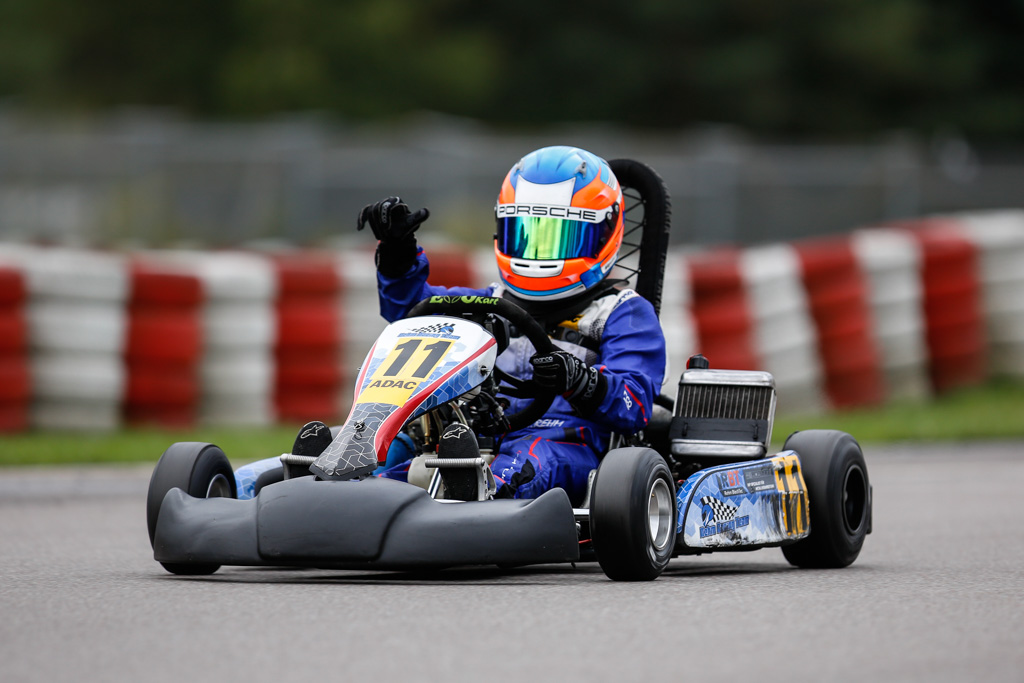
[496,208,617,260]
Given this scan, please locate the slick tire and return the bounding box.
[146,442,236,575]
[590,448,676,581]
[781,430,871,569]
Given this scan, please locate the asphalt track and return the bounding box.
[1,442,1022,683]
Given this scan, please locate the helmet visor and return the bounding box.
[496,206,617,260]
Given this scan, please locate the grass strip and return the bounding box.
[2,380,1023,467]
[773,378,1024,447]
[0,425,301,467]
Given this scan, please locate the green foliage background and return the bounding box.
[1,0,1023,139]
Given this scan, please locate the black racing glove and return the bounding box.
[530,350,607,415]
[357,196,430,277]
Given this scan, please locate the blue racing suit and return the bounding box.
[377,248,667,506]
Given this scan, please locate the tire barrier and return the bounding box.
[685,248,760,372]
[795,238,884,409]
[335,248,390,415]
[469,246,499,290]
[0,246,128,431]
[851,228,930,401]
[424,245,477,289]
[0,209,1020,431]
[957,211,1024,378]
[903,218,988,393]
[161,251,276,426]
[124,261,202,427]
[0,265,29,432]
[272,252,342,423]
[658,253,698,388]
[739,244,826,415]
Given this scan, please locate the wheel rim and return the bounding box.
[841,464,867,535]
[647,477,673,551]
[206,473,232,499]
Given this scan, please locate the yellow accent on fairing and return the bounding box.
[772,454,809,536]
[357,337,453,406]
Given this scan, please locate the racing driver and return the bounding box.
[357,145,666,505]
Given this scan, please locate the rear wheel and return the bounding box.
[146,442,236,575]
[590,448,676,581]
[781,430,870,568]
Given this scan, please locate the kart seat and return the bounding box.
[607,159,672,318]
[606,159,674,453]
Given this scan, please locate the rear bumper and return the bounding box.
[153,476,580,570]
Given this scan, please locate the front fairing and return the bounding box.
[676,452,811,550]
[310,316,497,480]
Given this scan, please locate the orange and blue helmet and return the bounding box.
[494,146,624,301]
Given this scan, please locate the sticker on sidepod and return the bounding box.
[677,452,810,549]
[353,316,497,420]
[716,461,777,497]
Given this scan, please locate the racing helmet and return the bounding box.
[494,146,624,301]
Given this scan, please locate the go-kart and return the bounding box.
[146,160,872,581]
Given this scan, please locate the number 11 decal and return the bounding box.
[382,339,453,379]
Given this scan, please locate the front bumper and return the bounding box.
[153,476,580,570]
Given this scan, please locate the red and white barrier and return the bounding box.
[335,248,389,415]
[659,253,698,388]
[425,245,478,289]
[0,209,1021,432]
[159,251,276,426]
[740,244,826,414]
[795,237,883,409]
[851,228,930,401]
[906,218,988,392]
[0,264,30,432]
[124,260,203,427]
[958,211,1024,378]
[0,246,129,430]
[685,248,759,372]
[272,252,343,423]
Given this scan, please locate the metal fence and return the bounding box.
[1,110,1021,248]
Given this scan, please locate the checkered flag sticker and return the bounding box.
[409,322,456,336]
[700,496,738,526]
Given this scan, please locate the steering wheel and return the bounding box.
[406,295,556,432]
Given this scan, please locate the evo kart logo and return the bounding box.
[429,295,500,307]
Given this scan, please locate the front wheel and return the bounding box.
[590,448,676,581]
[146,442,236,575]
[781,430,870,568]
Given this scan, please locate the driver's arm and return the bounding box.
[529,294,665,434]
[357,196,492,322]
[377,249,493,323]
[575,295,666,434]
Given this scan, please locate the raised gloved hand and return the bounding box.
[357,196,430,277]
[357,196,430,242]
[530,349,607,414]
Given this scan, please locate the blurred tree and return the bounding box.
[214,0,500,118]
[12,0,237,111]
[0,0,1021,139]
[0,0,60,101]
